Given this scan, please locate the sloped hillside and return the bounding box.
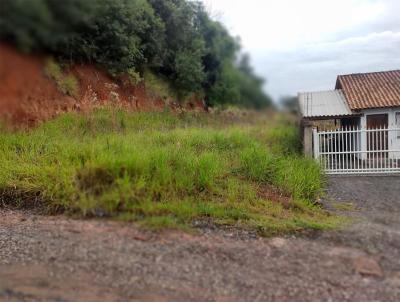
[0,0,272,124]
[0,44,204,125]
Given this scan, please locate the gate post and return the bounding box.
[312,128,319,160]
[303,124,313,158]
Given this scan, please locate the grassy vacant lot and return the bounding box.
[0,109,341,235]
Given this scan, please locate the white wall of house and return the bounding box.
[359,107,400,128]
[359,107,400,159]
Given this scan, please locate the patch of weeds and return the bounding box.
[127,68,142,85]
[44,58,79,98]
[143,68,179,100]
[58,74,79,97]
[0,110,343,235]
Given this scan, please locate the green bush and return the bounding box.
[0,0,272,108]
[44,58,79,97]
[59,74,79,97]
[44,58,62,79]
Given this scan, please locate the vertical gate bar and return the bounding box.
[325,132,328,172]
[387,128,389,170]
[363,127,365,172]
[370,129,372,172]
[361,126,363,172]
[354,126,357,170]
[361,127,363,172]
[385,127,388,170]
[354,125,360,171]
[379,127,381,171]
[346,126,349,171]
[352,126,355,170]
[326,131,328,172]
[373,128,375,172]
[337,126,343,170]
[389,127,390,170]
[343,126,345,172]
[348,126,351,170]
[376,127,378,171]
[344,126,347,172]
[359,126,361,171]
[384,126,386,171]
[340,126,343,172]
[343,126,349,173]
[331,129,334,172]
[368,129,371,172]
[368,131,374,172]
[387,127,389,170]
[324,133,327,172]
[380,126,382,171]
[378,126,380,171]
[386,127,388,171]
[344,126,346,172]
[336,127,342,171]
[388,128,390,170]
[382,126,384,171]
[327,131,330,172]
[322,132,324,171]
[328,130,331,172]
[380,126,383,171]
[335,128,338,172]
[371,128,373,172]
[366,127,368,172]
[376,127,378,172]
[356,126,359,172]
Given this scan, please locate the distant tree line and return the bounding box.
[0,0,272,108]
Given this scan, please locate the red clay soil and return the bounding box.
[0,43,205,126]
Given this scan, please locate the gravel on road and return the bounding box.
[0,176,399,302]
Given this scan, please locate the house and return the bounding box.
[298,70,400,174]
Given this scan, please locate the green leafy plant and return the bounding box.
[127,68,143,85]
[44,58,79,98]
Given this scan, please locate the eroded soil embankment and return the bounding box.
[0,44,204,126]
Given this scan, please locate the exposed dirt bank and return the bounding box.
[0,44,204,126]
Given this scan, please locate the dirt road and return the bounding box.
[1,177,399,302]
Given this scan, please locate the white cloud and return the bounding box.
[257,31,400,100]
[201,0,400,101]
[203,0,385,51]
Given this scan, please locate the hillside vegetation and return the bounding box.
[0,0,272,109]
[0,110,341,235]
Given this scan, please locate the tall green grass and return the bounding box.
[0,109,339,234]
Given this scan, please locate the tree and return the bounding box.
[280,96,298,114]
[0,0,273,108]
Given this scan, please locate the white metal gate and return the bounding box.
[313,127,400,174]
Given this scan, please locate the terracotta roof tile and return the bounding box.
[335,70,400,110]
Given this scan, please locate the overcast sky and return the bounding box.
[202,0,400,102]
